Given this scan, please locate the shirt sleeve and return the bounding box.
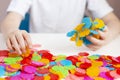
[7,0,32,18]
[87,0,113,18]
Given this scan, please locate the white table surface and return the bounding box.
[0,33,120,56]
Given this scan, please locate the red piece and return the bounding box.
[38,50,53,61]
[79,63,91,69]
[34,76,44,80]
[5,77,11,80]
[107,56,119,64]
[38,50,50,54]
[36,68,49,74]
[116,68,120,75]
[78,52,89,56]
[66,56,79,65]
[105,71,114,79]
[0,50,9,57]
[116,56,120,62]
[30,50,35,54]
[21,58,31,65]
[49,73,59,80]
[74,71,86,77]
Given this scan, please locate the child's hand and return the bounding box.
[4,30,32,54]
[86,27,109,51]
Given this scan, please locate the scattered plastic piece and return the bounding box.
[0,49,120,80]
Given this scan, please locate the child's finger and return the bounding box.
[15,32,26,52]
[97,30,106,40]
[10,36,22,54]
[6,39,13,50]
[87,44,100,51]
[22,31,32,48]
[86,36,102,45]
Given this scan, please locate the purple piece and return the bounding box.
[19,72,34,80]
[99,72,113,80]
[23,66,36,74]
[10,75,22,80]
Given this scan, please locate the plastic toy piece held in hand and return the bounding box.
[67,17,105,46]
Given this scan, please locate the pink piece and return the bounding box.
[19,72,34,80]
[23,65,36,74]
[31,61,45,67]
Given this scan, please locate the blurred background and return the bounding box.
[0,0,120,32]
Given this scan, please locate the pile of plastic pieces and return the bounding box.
[0,49,120,80]
[67,17,105,46]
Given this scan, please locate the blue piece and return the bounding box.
[67,30,76,37]
[105,67,115,70]
[0,66,5,77]
[90,30,98,34]
[50,61,57,66]
[82,17,92,29]
[83,37,92,45]
[106,64,112,67]
[60,60,72,66]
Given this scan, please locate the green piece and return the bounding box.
[52,66,69,78]
[88,55,99,60]
[55,55,66,62]
[32,52,41,61]
[5,72,17,76]
[64,65,76,70]
[4,57,22,64]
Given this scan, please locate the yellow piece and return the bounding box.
[86,66,100,77]
[44,75,50,80]
[92,61,103,67]
[79,29,90,37]
[76,39,83,46]
[70,36,76,41]
[94,77,105,80]
[39,58,49,65]
[94,18,105,29]
[69,69,76,74]
[113,64,120,68]
[21,48,31,57]
[74,23,84,31]
[0,78,5,80]
[70,33,77,41]
[76,62,82,67]
[10,63,21,69]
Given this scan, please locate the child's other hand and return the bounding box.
[5,30,32,54]
[86,27,109,51]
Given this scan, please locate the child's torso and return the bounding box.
[30,0,87,33]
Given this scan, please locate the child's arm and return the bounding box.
[0,12,32,54]
[86,12,120,50]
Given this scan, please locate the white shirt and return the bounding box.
[7,0,113,33]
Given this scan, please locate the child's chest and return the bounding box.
[31,0,87,13]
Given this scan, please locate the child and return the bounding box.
[0,0,120,54]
